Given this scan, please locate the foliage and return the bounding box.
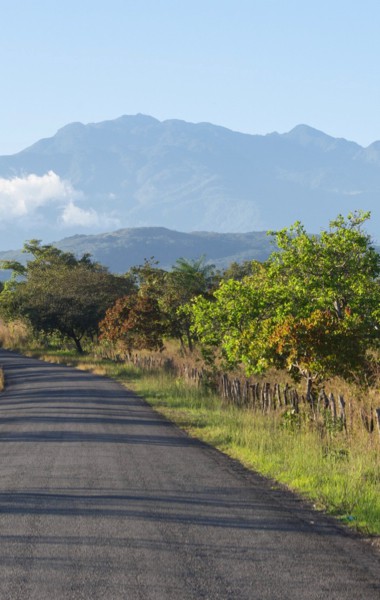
[161,256,217,351]
[221,259,258,281]
[103,255,218,353]
[129,258,166,298]
[99,293,165,353]
[190,212,380,392]
[171,255,216,294]
[268,309,370,385]
[0,240,133,352]
[189,260,271,369]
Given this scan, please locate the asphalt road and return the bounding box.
[0,349,378,600]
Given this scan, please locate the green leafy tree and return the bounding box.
[189,260,270,368]
[129,258,167,299]
[0,241,134,353]
[162,256,217,351]
[221,260,258,281]
[190,212,380,396]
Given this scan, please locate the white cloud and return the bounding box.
[0,171,121,232]
[0,171,83,219]
[60,201,101,227]
[60,200,121,229]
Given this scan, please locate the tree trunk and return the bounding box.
[72,336,84,354]
[186,329,193,352]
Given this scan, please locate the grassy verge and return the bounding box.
[0,368,4,392]
[133,370,380,536]
[16,348,380,538]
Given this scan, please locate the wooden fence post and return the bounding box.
[291,389,299,412]
[264,383,270,412]
[221,374,229,399]
[329,393,337,422]
[284,383,290,406]
[232,379,241,405]
[338,395,347,431]
[249,384,257,408]
[375,408,380,439]
[260,383,265,412]
[242,380,249,406]
[255,383,260,406]
[275,383,282,408]
[317,389,328,415]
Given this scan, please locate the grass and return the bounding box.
[132,369,380,536]
[4,341,380,538]
[0,368,4,392]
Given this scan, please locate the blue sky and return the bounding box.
[1,0,379,154]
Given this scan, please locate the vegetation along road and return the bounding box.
[0,349,379,599]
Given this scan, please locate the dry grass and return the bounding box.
[0,319,30,349]
[0,368,4,392]
[76,362,107,376]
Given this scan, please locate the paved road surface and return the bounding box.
[0,349,378,599]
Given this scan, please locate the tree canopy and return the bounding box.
[2,213,379,385]
[190,211,380,394]
[0,241,134,352]
[100,255,217,353]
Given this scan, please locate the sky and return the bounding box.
[1,0,380,155]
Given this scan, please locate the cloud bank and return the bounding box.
[0,171,82,218]
[0,171,119,229]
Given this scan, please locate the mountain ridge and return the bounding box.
[0,114,379,249]
[0,226,275,277]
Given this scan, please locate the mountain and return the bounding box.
[0,227,275,276]
[0,115,379,249]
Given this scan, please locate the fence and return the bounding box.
[218,373,380,438]
[115,350,380,439]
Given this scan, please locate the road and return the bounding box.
[0,349,378,599]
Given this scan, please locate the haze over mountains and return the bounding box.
[0,114,379,252]
[0,228,275,278]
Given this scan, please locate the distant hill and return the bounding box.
[0,227,275,276]
[0,114,379,249]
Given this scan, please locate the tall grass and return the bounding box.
[0,319,30,349]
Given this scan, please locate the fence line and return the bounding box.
[115,351,380,439]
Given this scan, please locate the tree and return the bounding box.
[0,241,134,352]
[99,293,165,353]
[189,260,270,368]
[264,211,380,393]
[221,260,258,281]
[171,256,216,294]
[128,258,167,299]
[101,256,217,353]
[190,212,380,396]
[162,256,217,351]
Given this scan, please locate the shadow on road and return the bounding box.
[0,487,329,535]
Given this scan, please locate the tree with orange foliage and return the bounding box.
[99,293,165,353]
